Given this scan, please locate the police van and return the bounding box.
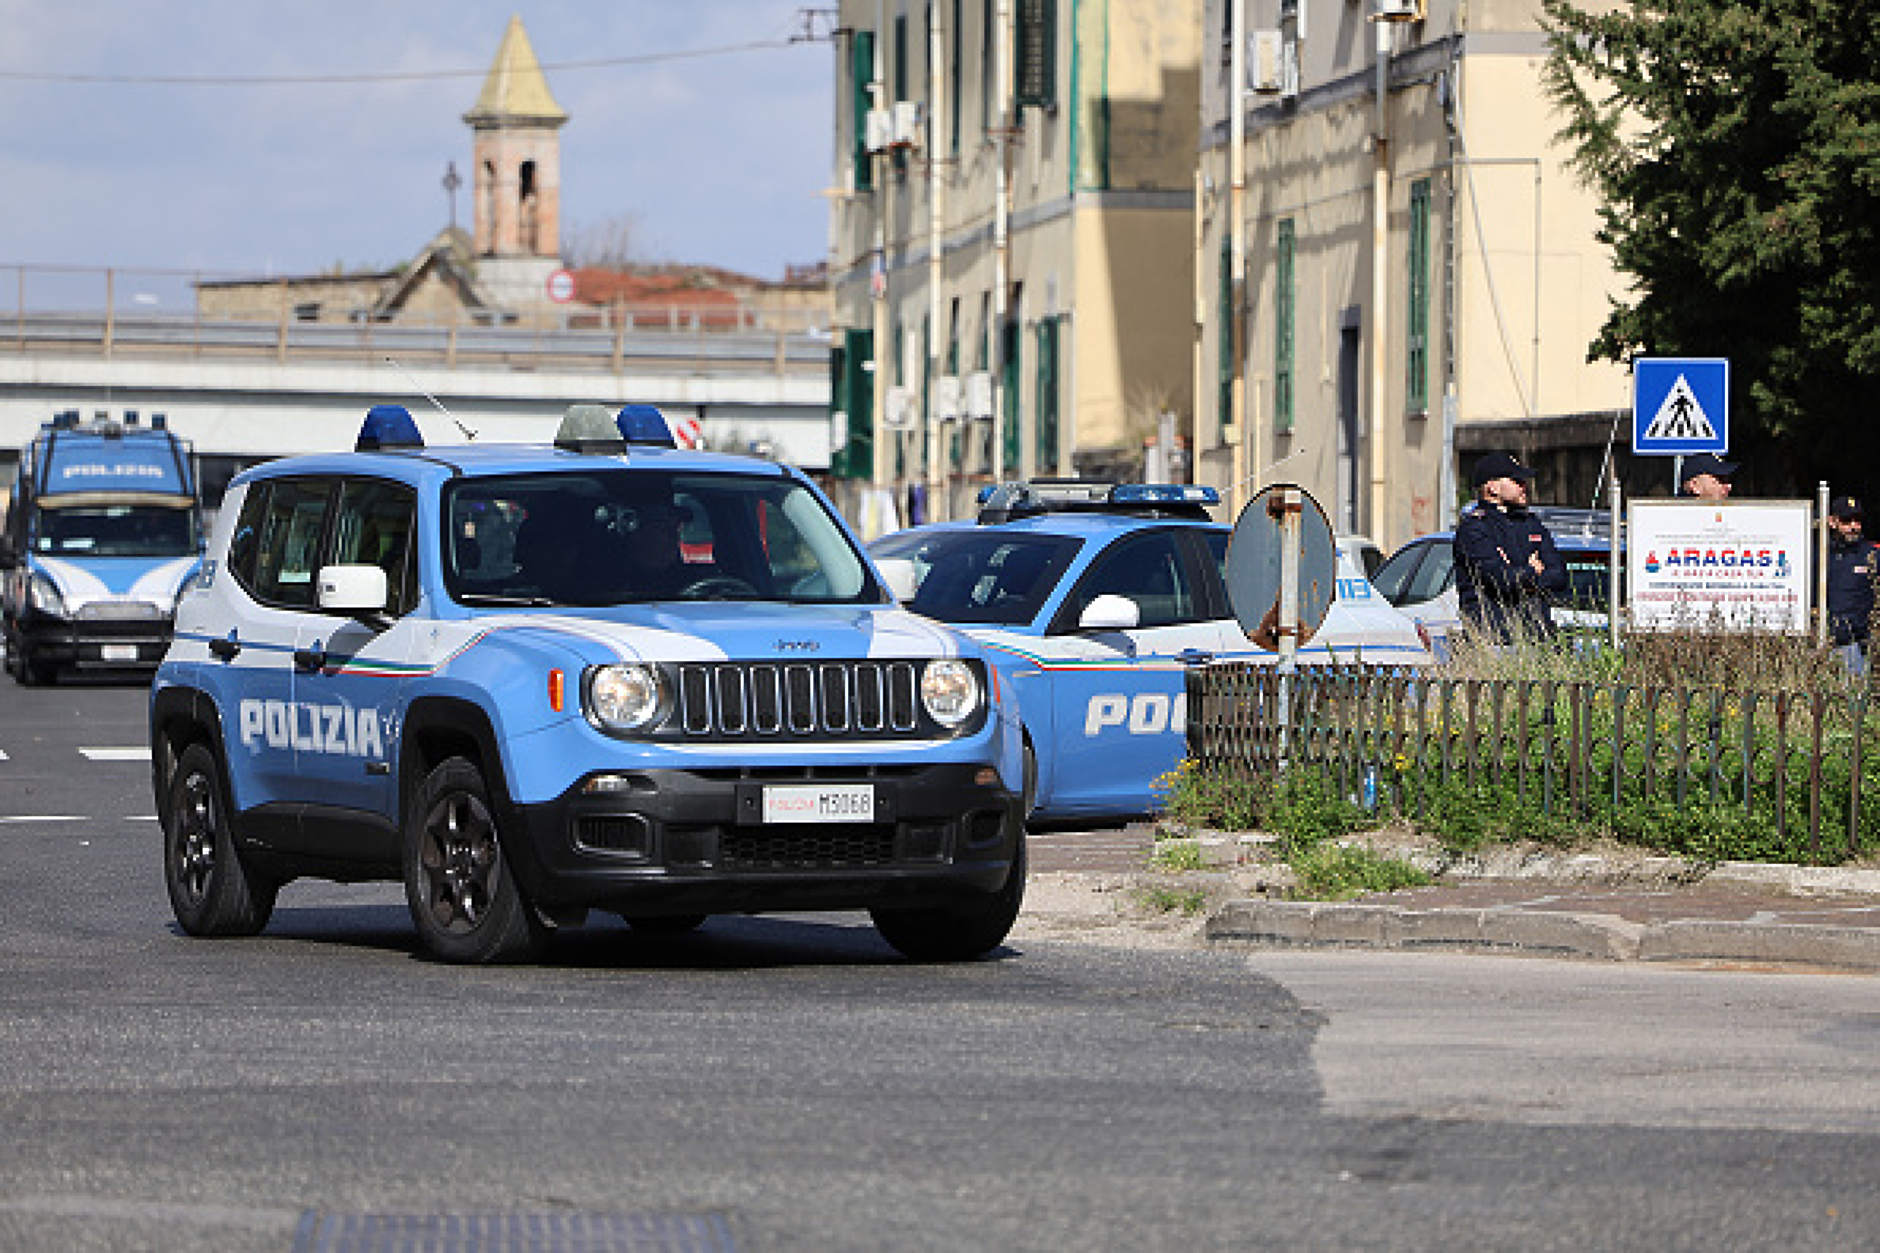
[150,404,1025,964]
[2,411,203,683]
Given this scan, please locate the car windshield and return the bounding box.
[33,503,198,558]
[444,469,878,607]
[870,530,1081,626]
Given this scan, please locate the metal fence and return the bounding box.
[1186,663,1873,859]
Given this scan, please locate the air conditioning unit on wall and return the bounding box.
[1376,0,1426,21]
[1247,31,1284,95]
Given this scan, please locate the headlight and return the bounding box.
[585,663,667,732]
[27,573,66,618]
[920,659,982,728]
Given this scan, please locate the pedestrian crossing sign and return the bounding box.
[1633,357,1728,454]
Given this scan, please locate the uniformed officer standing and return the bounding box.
[1678,452,1738,500]
[1453,452,1569,645]
[1825,495,1878,677]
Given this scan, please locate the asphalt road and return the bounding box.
[0,678,1875,1252]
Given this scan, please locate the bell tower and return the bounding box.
[463,16,568,308]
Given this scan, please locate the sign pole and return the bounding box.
[1818,481,1831,649]
[1608,472,1622,652]
[1277,488,1300,769]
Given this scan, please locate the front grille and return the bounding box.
[721,825,898,869]
[77,600,165,621]
[673,660,923,741]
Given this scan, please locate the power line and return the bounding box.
[0,38,800,88]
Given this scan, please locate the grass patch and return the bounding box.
[1148,840,1208,872]
[1136,886,1210,916]
[1287,843,1432,901]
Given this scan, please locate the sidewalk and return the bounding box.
[1025,826,1880,973]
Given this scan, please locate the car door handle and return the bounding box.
[293,647,327,673]
[208,635,240,661]
[1178,648,1214,666]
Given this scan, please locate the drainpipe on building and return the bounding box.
[870,0,892,522]
[926,3,946,521]
[1229,0,1249,518]
[1369,6,1392,548]
[991,0,1012,484]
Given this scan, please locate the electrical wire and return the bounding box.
[0,38,800,88]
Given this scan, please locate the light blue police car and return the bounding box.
[869,481,1430,824]
[150,404,1025,964]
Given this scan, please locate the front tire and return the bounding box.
[870,834,1027,962]
[403,756,549,964]
[163,742,276,936]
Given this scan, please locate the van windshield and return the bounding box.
[34,504,199,558]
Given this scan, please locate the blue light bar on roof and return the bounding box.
[616,404,677,448]
[356,404,424,451]
[1110,483,1220,506]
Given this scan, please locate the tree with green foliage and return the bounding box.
[1541,0,1880,495]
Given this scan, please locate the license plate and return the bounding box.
[100,645,139,662]
[762,784,876,824]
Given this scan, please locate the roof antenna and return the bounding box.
[385,355,476,441]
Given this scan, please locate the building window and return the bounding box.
[851,30,875,192]
[1407,177,1431,414]
[1218,233,1234,439]
[1002,314,1022,470]
[1275,218,1296,434]
[831,329,874,479]
[951,0,963,156]
[1016,0,1056,110]
[1035,316,1061,471]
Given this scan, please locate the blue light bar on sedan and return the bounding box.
[1110,484,1220,506]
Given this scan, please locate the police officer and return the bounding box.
[1825,495,1878,677]
[1678,452,1737,499]
[1454,451,1568,644]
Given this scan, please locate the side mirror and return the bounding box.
[317,564,389,616]
[1079,593,1140,632]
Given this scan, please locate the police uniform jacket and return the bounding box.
[1826,534,1879,646]
[1452,503,1569,643]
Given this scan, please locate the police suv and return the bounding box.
[150,404,1025,964]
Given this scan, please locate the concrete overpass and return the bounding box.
[0,313,833,499]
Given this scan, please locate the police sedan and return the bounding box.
[869,481,1430,824]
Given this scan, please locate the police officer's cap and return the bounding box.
[1832,495,1864,520]
[1472,451,1535,487]
[1681,452,1737,481]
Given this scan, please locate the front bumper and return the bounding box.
[12,607,172,670]
[504,760,1022,915]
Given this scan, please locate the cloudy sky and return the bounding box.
[0,3,834,294]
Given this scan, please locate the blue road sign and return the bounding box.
[1633,357,1728,455]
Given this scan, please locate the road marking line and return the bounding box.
[79,747,151,762]
[0,749,8,760]
[0,816,86,823]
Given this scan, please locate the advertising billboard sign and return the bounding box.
[1626,500,1811,633]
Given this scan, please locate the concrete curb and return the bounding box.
[1204,900,1880,972]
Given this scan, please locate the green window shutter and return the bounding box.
[1002,317,1022,470]
[1035,317,1060,470]
[832,329,874,479]
[1218,232,1235,438]
[1015,0,1056,110]
[1275,219,1296,434]
[852,31,875,192]
[951,0,964,157]
[1406,178,1431,414]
